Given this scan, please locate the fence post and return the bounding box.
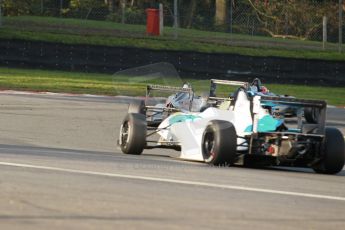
[121,0,125,24]
[174,0,179,39]
[159,3,164,35]
[229,0,233,34]
[323,16,327,50]
[59,0,63,17]
[339,0,343,53]
[0,0,2,27]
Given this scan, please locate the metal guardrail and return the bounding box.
[0,40,344,86]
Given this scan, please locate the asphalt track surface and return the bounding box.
[0,92,344,230]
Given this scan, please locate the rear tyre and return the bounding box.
[312,127,345,174]
[119,113,147,155]
[304,107,319,124]
[128,100,146,115]
[202,120,237,166]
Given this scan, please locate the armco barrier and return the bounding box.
[0,39,344,86]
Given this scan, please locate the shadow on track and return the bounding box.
[0,144,193,166]
[1,144,343,176]
[233,164,345,176]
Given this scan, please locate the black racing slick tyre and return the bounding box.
[313,127,345,174]
[202,120,237,166]
[128,100,146,115]
[304,107,319,124]
[119,113,147,155]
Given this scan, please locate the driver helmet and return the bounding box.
[182,82,191,89]
[260,86,269,94]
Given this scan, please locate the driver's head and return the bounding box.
[182,82,191,89]
[251,78,261,89]
[260,86,269,94]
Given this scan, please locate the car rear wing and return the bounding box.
[254,96,327,135]
[259,96,326,108]
[210,79,249,87]
[146,84,193,97]
[208,79,249,104]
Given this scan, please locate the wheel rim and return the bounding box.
[203,131,215,161]
[120,121,130,147]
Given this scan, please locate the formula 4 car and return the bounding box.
[128,83,208,128]
[113,62,208,126]
[208,78,319,122]
[118,79,344,174]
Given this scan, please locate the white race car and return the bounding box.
[118,79,345,174]
[127,83,208,127]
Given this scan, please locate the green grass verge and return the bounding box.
[0,67,344,106]
[2,16,345,61]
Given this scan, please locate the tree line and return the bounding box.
[1,0,344,41]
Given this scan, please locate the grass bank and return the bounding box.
[1,16,345,61]
[0,67,344,106]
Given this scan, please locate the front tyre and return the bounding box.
[202,120,237,166]
[119,113,147,155]
[313,127,345,174]
[128,100,146,115]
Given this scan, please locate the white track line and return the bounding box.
[1,161,345,202]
